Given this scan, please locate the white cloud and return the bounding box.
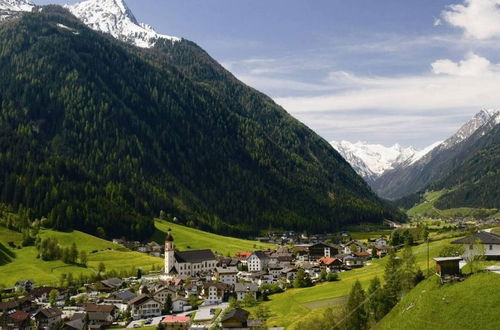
[442,0,500,39]
[431,53,494,76]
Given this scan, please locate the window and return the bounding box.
[490,245,493,250]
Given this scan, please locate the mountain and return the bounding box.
[0,0,33,21]
[330,140,438,183]
[0,4,403,240]
[374,109,500,201]
[66,0,180,48]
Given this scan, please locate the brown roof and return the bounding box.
[317,257,342,266]
[83,304,116,313]
[36,307,62,319]
[128,294,158,306]
[8,310,30,322]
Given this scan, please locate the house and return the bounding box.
[221,308,250,329]
[343,255,365,268]
[83,304,118,328]
[317,257,343,271]
[451,231,500,260]
[63,312,86,330]
[234,283,259,301]
[202,282,231,305]
[28,287,58,303]
[14,280,34,293]
[0,310,31,330]
[433,257,462,278]
[162,315,191,330]
[34,307,62,329]
[281,267,298,281]
[128,295,162,320]
[100,277,124,290]
[342,241,368,254]
[215,267,239,285]
[308,243,340,259]
[172,297,190,313]
[247,251,270,272]
[268,264,284,278]
[164,231,217,276]
[293,245,310,261]
[0,297,32,313]
[104,290,137,305]
[235,252,252,267]
[153,286,178,304]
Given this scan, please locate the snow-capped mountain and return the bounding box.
[331,140,437,182]
[0,0,33,21]
[440,109,499,150]
[66,0,180,48]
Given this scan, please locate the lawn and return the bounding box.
[375,272,500,330]
[152,219,275,256]
[350,230,392,241]
[0,226,163,287]
[259,237,456,329]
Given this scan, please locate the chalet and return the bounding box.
[201,282,231,305]
[83,304,118,328]
[14,280,34,293]
[164,232,217,276]
[451,231,500,260]
[247,251,270,272]
[172,296,189,313]
[221,308,250,329]
[0,297,32,313]
[308,243,340,259]
[100,278,124,290]
[153,286,178,304]
[342,241,368,254]
[128,295,162,320]
[0,310,31,330]
[293,245,310,261]
[234,283,259,301]
[433,257,462,278]
[343,255,365,268]
[268,264,284,278]
[215,267,239,285]
[34,307,62,329]
[317,257,343,271]
[162,315,191,330]
[235,252,252,267]
[104,290,137,305]
[28,286,58,304]
[281,267,298,281]
[63,312,86,330]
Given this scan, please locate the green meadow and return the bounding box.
[152,219,275,256]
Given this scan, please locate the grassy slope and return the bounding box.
[375,272,500,330]
[0,227,163,287]
[261,238,455,329]
[407,190,499,218]
[152,219,275,256]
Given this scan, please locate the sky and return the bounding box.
[34,0,500,148]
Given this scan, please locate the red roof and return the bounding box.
[162,315,190,323]
[236,251,252,259]
[354,251,370,257]
[317,257,341,266]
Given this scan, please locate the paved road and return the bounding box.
[194,302,229,322]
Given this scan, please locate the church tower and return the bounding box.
[164,229,175,274]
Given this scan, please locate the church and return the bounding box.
[164,230,217,277]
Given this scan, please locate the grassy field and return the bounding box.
[0,226,163,287]
[259,237,456,329]
[350,230,392,241]
[408,191,499,219]
[152,219,275,256]
[375,272,500,330]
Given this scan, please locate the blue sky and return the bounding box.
[35,0,500,148]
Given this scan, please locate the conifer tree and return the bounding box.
[345,280,368,330]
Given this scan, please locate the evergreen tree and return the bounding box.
[70,243,78,264]
[382,249,401,311]
[79,250,88,266]
[345,280,368,330]
[400,246,418,292]
[366,276,386,322]
[163,294,172,314]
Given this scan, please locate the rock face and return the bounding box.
[66,0,180,48]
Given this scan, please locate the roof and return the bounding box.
[166,230,174,242]
[84,304,116,313]
[175,249,216,263]
[221,308,249,323]
[162,315,190,323]
[236,251,252,259]
[317,257,342,266]
[234,283,259,293]
[451,232,500,245]
[101,277,124,288]
[203,282,231,291]
[433,257,463,262]
[251,251,269,260]
[7,310,30,322]
[354,251,370,257]
[110,290,136,302]
[29,286,57,298]
[88,311,111,321]
[216,267,239,274]
[36,307,62,319]
[128,294,157,306]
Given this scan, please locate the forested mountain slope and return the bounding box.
[0,7,403,239]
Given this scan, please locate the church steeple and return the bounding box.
[164,229,175,275]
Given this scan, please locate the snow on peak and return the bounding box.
[66,0,180,48]
[331,140,429,181]
[441,109,500,149]
[0,0,33,12]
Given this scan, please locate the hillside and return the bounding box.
[0,225,163,287]
[151,219,275,256]
[375,273,500,330]
[0,6,404,239]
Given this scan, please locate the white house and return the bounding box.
[215,267,239,285]
[452,231,500,260]
[164,231,217,277]
[128,295,162,320]
[202,282,231,305]
[234,283,259,301]
[247,251,269,272]
[153,286,178,304]
[172,297,190,313]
